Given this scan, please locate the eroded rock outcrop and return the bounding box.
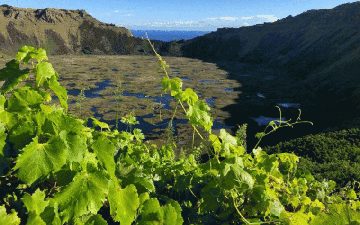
[0,4,154,56]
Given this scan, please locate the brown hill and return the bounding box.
[181,1,360,133]
[0,4,166,57]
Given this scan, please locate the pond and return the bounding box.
[8,54,308,157]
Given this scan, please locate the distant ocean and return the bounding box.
[129,30,213,42]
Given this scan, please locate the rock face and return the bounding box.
[181,1,360,133]
[0,4,156,56]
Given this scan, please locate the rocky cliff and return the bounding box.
[0,4,165,57]
[181,1,360,133]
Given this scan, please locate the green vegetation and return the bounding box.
[263,128,360,190]
[0,36,359,224]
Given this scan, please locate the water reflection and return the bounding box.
[277,103,301,108]
[180,77,192,81]
[250,116,287,126]
[121,91,175,110]
[205,98,216,107]
[66,79,114,98]
[257,93,265,98]
[200,80,216,83]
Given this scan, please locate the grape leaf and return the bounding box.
[53,164,109,223]
[0,122,6,158]
[0,205,21,225]
[15,46,48,65]
[0,59,30,94]
[219,129,238,156]
[280,211,310,225]
[138,198,163,224]
[180,88,198,106]
[108,181,140,225]
[0,94,5,111]
[269,199,284,218]
[92,134,116,179]
[12,131,67,186]
[91,117,110,130]
[162,77,182,98]
[33,61,56,88]
[186,99,213,132]
[75,214,108,225]
[48,75,68,112]
[7,87,45,113]
[22,189,49,216]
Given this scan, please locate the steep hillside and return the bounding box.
[0,4,166,57]
[181,1,360,133]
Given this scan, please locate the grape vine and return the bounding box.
[0,39,358,225]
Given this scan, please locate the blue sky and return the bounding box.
[4,0,359,31]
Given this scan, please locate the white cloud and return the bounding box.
[256,15,278,22]
[241,16,255,20]
[207,17,238,21]
[118,14,280,31]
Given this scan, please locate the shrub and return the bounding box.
[263,128,360,188]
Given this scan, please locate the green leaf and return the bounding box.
[162,204,178,224]
[0,204,21,225]
[0,122,6,158]
[48,75,68,112]
[186,99,213,132]
[280,211,310,225]
[26,212,47,225]
[133,128,145,141]
[47,111,85,135]
[53,166,109,223]
[15,46,48,65]
[8,115,37,150]
[219,129,239,156]
[200,179,223,212]
[162,77,182,98]
[91,117,110,130]
[34,61,56,88]
[346,189,358,200]
[7,87,45,113]
[138,198,162,224]
[256,151,279,174]
[121,112,139,127]
[134,177,155,192]
[309,203,360,225]
[76,214,108,225]
[230,164,254,189]
[269,199,284,218]
[0,59,30,94]
[277,153,299,176]
[139,192,150,206]
[255,132,265,139]
[0,94,5,111]
[309,199,325,215]
[21,189,49,216]
[180,88,198,106]
[108,181,140,225]
[164,198,183,225]
[300,170,315,183]
[209,134,222,154]
[92,134,116,179]
[12,132,67,186]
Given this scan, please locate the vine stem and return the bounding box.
[146,33,216,155]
